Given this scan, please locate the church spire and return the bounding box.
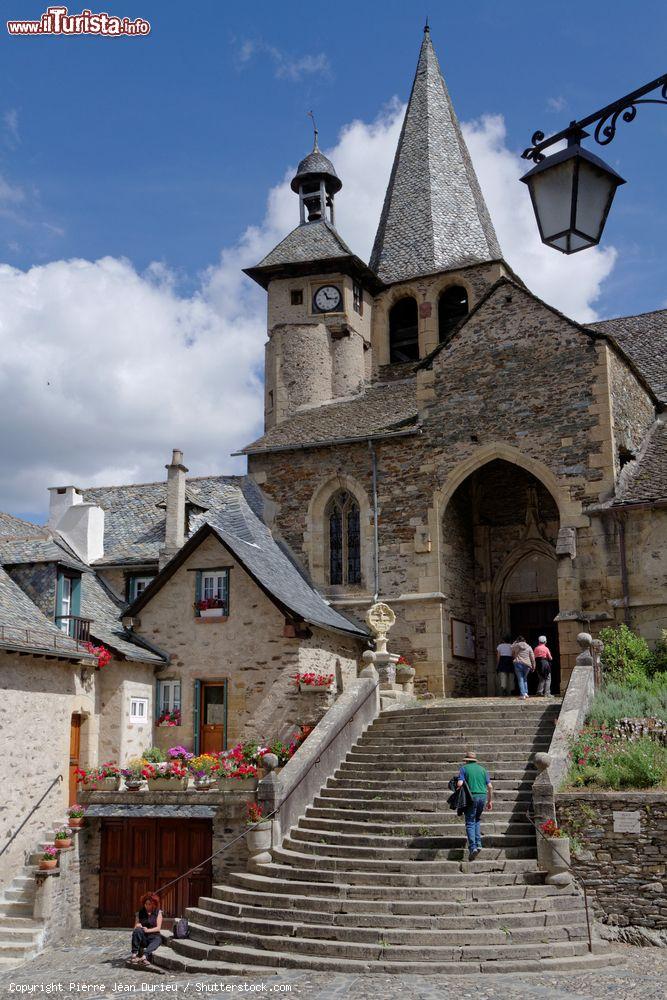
[369,29,501,284]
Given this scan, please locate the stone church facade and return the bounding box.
[242,26,667,697]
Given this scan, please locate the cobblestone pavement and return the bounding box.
[1,932,666,1000]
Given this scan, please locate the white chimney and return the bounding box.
[48,486,105,564]
[160,448,188,568]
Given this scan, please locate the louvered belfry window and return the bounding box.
[326,491,361,586]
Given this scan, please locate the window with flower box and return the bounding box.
[194,568,230,619]
[156,679,181,726]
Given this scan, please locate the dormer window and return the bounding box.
[127,574,155,602]
[56,570,88,640]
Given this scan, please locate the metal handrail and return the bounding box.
[154,678,380,898]
[525,809,593,954]
[0,774,63,859]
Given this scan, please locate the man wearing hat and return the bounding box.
[533,636,554,696]
[457,751,493,861]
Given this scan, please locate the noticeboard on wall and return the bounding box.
[451,618,476,661]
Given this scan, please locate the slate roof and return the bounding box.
[588,309,667,404]
[79,572,164,663]
[241,380,419,454]
[128,490,368,639]
[0,537,89,573]
[251,220,353,270]
[612,420,667,506]
[0,565,95,661]
[291,148,342,194]
[81,476,264,567]
[369,28,501,285]
[0,512,45,539]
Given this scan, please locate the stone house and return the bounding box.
[240,26,667,697]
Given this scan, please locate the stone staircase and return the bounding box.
[0,866,45,966]
[156,699,618,975]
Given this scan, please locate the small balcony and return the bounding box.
[55,615,92,643]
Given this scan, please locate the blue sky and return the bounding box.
[1,0,666,520]
[2,0,666,315]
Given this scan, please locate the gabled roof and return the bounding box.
[81,476,264,567]
[241,379,419,455]
[611,420,667,507]
[0,512,45,539]
[588,309,667,405]
[127,489,368,639]
[80,572,165,663]
[0,565,96,662]
[0,536,90,573]
[369,28,501,285]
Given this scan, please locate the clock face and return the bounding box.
[314,285,342,313]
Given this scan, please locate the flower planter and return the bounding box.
[200,608,226,620]
[86,776,121,792]
[123,780,144,792]
[193,778,216,791]
[54,838,72,850]
[68,817,85,829]
[147,777,189,792]
[245,821,272,866]
[538,835,571,883]
[298,682,335,694]
[217,776,258,792]
[39,859,58,871]
[396,666,416,684]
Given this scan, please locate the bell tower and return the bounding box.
[244,126,381,430]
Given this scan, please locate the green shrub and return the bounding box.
[587,676,667,727]
[142,746,165,763]
[599,624,655,681]
[568,730,667,790]
[653,631,667,675]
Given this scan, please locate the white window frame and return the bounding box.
[133,576,153,597]
[202,572,228,603]
[159,679,181,716]
[129,697,149,724]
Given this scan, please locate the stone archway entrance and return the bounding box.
[441,459,561,697]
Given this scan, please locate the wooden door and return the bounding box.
[99,819,213,927]
[200,682,226,754]
[509,600,561,694]
[68,713,82,806]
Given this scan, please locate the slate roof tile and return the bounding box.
[613,420,667,506]
[588,309,667,404]
[0,565,94,660]
[242,380,419,453]
[254,220,352,269]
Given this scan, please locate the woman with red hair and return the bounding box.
[129,892,163,965]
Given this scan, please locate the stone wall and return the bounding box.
[556,791,667,937]
[33,837,84,948]
[97,660,155,765]
[607,347,655,473]
[135,532,361,753]
[0,650,93,889]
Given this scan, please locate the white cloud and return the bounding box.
[3,109,20,148]
[236,40,330,82]
[0,174,24,205]
[0,101,616,518]
[546,96,567,113]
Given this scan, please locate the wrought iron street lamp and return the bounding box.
[521,73,667,254]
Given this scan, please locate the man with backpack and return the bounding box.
[457,751,493,861]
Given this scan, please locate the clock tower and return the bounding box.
[244,134,381,430]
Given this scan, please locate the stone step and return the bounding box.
[225,871,575,902]
[316,788,532,804]
[3,886,36,902]
[184,912,589,948]
[0,941,39,959]
[300,815,531,835]
[355,738,551,750]
[347,750,543,764]
[152,942,277,976]
[369,724,555,738]
[166,931,596,970]
[0,901,34,916]
[328,774,535,788]
[275,845,537,870]
[338,763,538,776]
[381,708,559,722]
[1,926,43,942]
[210,884,582,917]
[290,824,535,845]
[198,892,587,929]
[0,916,43,929]
[245,862,547,889]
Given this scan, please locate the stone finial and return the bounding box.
[575,632,594,668]
[366,602,396,655]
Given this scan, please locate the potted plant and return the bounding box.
[144,761,188,791]
[157,708,182,727]
[142,746,165,764]
[293,671,335,693]
[538,819,571,877]
[67,804,86,829]
[196,597,227,620]
[75,762,121,791]
[244,802,272,865]
[396,656,416,685]
[188,754,219,790]
[121,759,147,791]
[39,847,58,871]
[167,745,193,764]
[216,759,259,791]
[54,828,72,850]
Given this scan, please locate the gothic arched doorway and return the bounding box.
[441,459,561,697]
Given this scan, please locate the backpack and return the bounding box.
[172,916,189,939]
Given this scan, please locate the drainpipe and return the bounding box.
[615,510,631,625]
[368,440,380,601]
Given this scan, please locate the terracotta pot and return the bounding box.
[147,777,188,792]
[68,817,85,828]
[54,838,72,850]
[39,859,58,871]
[87,776,121,791]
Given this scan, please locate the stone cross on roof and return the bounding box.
[369,27,502,284]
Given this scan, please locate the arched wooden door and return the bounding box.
[69,713,82,805]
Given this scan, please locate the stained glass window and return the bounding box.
[326,491,361,586]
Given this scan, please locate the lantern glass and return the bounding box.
[521,144,625,254]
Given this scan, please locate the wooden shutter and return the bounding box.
[194,570,202,616]
[71,575,82,617]
[193,679,201,755]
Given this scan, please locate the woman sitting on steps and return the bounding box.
[129,892,163,966]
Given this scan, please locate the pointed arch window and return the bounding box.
[438,285,469,342]
[389,297,419,362]
[326,491,361,586]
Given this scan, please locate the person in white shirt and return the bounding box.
[496,634,515,695]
